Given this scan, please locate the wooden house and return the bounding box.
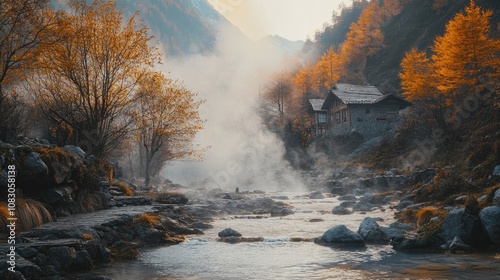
[315,83,411,138]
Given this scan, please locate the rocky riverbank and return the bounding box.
[314,166,500,254]
[0,192,213,280]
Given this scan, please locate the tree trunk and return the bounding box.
[145,160,151,187]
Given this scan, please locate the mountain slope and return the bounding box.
[258,35,305,56]
[122,0,234,56]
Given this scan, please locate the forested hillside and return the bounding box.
[310,0,500,93]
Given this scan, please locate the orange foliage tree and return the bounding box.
[31,0,160,159]
[339,1,384,84]
[293,64,314,98]
[134,71,204,186]
[432,0,499,96]
[313,47,341,91]
[399,49,436,102]
[399,0,500,134]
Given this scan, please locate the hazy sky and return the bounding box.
[206,0,347,41]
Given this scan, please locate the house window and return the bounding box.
[335,112,341,124]
[341,109,348,123]
[318,112,327,123]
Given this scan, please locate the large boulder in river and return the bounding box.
[441,208,488,247]
[493,189,500,206]
[479,206,500,244]
[218,228,242,238]
[441,208,475,244]
[316,225,365,247]
[309,191,324,199]
[381,226,404,240]
[332,206,351,215]
[357,217,389,244]
[390,237,430,251]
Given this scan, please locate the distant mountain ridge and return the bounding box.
[258,35,305,56]
[122,0,231,56]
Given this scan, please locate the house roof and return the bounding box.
[374,94,412,109]
[332,83,383,104]
[308,99,325,111]
[322,83,412,109]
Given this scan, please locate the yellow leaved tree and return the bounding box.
[399,0,500,134]
[400,49,436,102]
[339,1,384,84]
[432,0,499,96]
[313,46,341,92]
[134,71,205,187]
[31,0,160,159]
[293,64,314,98]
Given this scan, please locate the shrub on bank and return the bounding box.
[111,181,134,196]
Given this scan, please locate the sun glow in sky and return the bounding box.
[207,0,347,41]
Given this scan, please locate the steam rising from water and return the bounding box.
[160,25,305,191]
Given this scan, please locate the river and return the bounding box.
[84,192,500,279]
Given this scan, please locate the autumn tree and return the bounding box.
[31,0,159,159]
[339,1,384,84]
[399,49,436,102]
[399,0,500,136]
[432,0,499,97]
[134,71,204,187]
[293,64,314,98]
[0,0,57,141]
[399,49,448,134]
[314,46,341,91]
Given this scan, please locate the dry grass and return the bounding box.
[110,241,138,261]
[134,213,161,227]
[416,207,446,227]
[75,188,104,213]
[415,168,474,204]
[33,146,74,162]
[373,191,396,198]
[82,234,94,240]
[112,181,133,196]
[0,199,54,234]
[0,204,10,234]
[398,209,418,224]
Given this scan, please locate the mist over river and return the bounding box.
[83,191,500,280]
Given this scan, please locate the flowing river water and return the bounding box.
[86,192,500,279]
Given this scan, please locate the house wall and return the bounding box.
[328,104,401,139]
